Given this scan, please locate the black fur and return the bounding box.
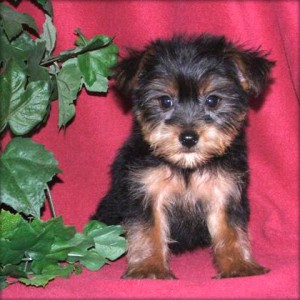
[92,34,274,274]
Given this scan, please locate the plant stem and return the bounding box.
[46,185,56,218]
[22,257,32,273]
[40,35,114,66]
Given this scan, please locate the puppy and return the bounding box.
[93,34,274,279]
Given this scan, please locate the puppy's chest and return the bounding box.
[133,165,235,211]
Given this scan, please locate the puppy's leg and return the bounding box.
[207,208,269,278]
[122,213,175,279]
[122,166,179,279]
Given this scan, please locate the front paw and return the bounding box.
[214,262,270,279]
[122,265,176,280]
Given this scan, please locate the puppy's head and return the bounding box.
[115,34,275,168]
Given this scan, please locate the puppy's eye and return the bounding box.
[205,95,221,109]
[159,96,174,110]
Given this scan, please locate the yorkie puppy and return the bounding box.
[93,34,274,279]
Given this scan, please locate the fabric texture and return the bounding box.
[2,0,299,299]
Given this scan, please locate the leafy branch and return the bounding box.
[0,1,118,132]
[0,210,126,289]
[40,29,115,66]
[0,0,126,289]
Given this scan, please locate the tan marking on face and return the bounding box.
[198,75,234,96]
[198,125,237,159]
[139,121,239,168]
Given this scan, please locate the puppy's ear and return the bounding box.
[227,47,275,97]
[113,49,146,98]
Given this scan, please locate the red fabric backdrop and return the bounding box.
[2,0,299,299]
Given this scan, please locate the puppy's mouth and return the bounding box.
[181,147,197,153]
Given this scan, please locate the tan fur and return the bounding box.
[139,121,239,168]
[198,75,234,96]
[124,166,181,278]
[190,171,262,276]
[102,34,273,280]
[231,56,251,92]
[125,164,267,278]
[124,219,174,279]
[125,223,153,266]
[130,166,241,238]
[206,206,267,278]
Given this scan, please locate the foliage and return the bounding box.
[0,210,126,289]
[0,138,61,217]
[0,1,118,131]
[0,0,126,289]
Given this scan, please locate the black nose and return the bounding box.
[179,131,199,148]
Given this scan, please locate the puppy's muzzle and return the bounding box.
[179,130,199,148]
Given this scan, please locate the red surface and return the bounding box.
[2,0,299,299]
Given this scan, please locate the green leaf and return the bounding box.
[0,31,49,83]
[9,220,40,250]
[83,220,107,235]
[74,30,112,52]
[51,232,88,253]
[0,3,38,40]
[84,73,108,93]
[0,32,35,71]
[41,31,117,70]
[0,60,51,135]
[94,226,127,261]
[95,237,126,261]
[78,42,118,91]
[74,29,89,47]
[41,264,74,278]
[27,40,50,83]
[10,32,36,63]
[30,216,76,246]
[19,274,56,287]
[0,277,8,291]
[0,264,27,278]
[79,249,107,271]
[30,258,54,275]
[32,0,53,16]
[66,248,88,263]
[0,209,22,239]
[43,217,76,242]
[0,138,61,217]
[40,15,56,56]
[87,224,125,239]
[0,212,127,289]
[0,211,26,264]
[9,80,50,135]
[0,239,24,265]
[56,58,82,127]
[0,28,13,66]
[73,264,82,275]
[83,221,127,262]
[0,59,24,132]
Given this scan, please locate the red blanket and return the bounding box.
[3,0,298,299]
